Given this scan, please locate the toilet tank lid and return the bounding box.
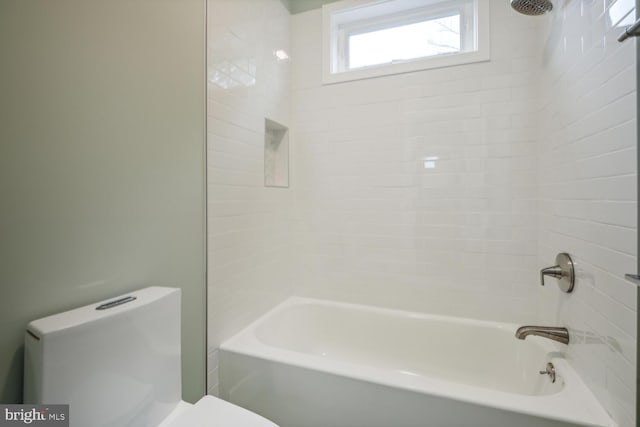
[27,287,180,338]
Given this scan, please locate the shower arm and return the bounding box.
[618,17,640,42]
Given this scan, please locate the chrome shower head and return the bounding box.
[510,0,553,15]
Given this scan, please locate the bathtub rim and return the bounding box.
[220,296,616,427]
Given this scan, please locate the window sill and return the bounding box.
[322,49,490,84]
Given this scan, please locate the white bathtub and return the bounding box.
[220,297,615,427]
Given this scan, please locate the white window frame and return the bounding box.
[322,0,490,84]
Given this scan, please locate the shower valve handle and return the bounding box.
[540,265,562,286]
[540,253,575,293]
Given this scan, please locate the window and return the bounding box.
[323,0,490,84]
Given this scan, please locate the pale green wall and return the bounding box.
[0,0,206,403]
[286,0,341,14]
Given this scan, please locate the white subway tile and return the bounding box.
[207,0,294,392]
[206,0,636,424]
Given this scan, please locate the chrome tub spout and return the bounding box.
[515,326,569,345]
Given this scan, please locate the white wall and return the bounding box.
[207,0,637,422]
[537,1,637,425]
[290,1,637,425]
[290,0,544,322]
[206,0,293,396]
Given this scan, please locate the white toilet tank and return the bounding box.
[24,287,183,427]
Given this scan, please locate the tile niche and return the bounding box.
[264,118,289,188]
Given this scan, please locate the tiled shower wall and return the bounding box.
[207,0,637,424]
[289,1,637,425]
[290,0,544,322]
[537,1,637,425]
[206,0,292,395]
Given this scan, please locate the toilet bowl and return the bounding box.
[23,287,278,427]
[158,395,277,427]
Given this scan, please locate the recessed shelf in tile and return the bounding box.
[264,118,289,188]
